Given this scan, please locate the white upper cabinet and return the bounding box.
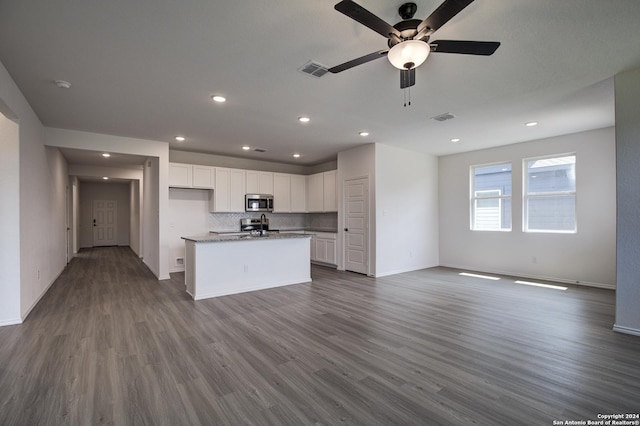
[213,168,230,212]
[246,170,274,194]
[169,163,193,187]
[323,170,337,212]
[307,173,324,212]
[273,173,291,213]
[192,165,214,189]
[169,163,214,189]
[290,174,307,213]
[169,162,334,214]
[229,169,246,212]
[307,171,337,212]
[213,168,245,212]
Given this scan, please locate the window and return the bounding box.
[524,154,576,233]
[471,163,512,231]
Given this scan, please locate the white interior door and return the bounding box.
[93,200,117,246]
[344,178,368,274]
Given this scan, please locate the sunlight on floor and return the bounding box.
[459,272,501,280]
[514,280,568,291]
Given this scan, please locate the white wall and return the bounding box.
[375,144,439,277]
[337,144,376,274]
[71,176,79,254]
[0,60,69,323]
[130,180,142,257]
[439,127,616,288]
[46,128,170,279]
[0,111,21,325]
[168,188,211,273]
[614,67,640,336]
[78,182,131,248]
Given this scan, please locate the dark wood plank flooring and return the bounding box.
[0,247,638,425]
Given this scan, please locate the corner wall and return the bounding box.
[439,127,616,288]
[374,144,439,277]
[0,59,69,323]
[614,67,640,336]
[0,111,21,325]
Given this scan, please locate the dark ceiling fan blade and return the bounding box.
[400,68,415,89]
[328,50,388,73]
[334,0,401,39]
[417,0,475,36]
[430,40,500,55]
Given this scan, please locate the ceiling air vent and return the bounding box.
[298,61,329,78]
[431,112,456,122]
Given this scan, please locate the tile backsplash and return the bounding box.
[209,212,337,231]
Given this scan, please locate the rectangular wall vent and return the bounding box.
[431,112,456,122]
[298,61,329,78]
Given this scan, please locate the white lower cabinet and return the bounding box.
[308,232,337,265]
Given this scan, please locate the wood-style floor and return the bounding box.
[0,247,638,425]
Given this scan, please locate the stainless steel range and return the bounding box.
[240,217,278,232]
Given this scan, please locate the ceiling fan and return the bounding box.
[328,0,500,90]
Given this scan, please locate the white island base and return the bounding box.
[183,234,311,300]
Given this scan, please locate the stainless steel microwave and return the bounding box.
[245,194,274,212]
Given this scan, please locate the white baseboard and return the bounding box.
[613,324,640,336]
[0,317,23,327]
[439,263,615,290]
[374,262,439,278]
[21,265,65,322]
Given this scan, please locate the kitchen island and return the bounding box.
[181,233,312,300]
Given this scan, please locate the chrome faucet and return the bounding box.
[259,214,267,235]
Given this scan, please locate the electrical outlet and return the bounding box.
[37,269,40,280]
[243,264,249,272]
[176,257,184,266]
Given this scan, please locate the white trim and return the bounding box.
[374,263,438,278]
[613,325,640,337]
[0,317,23,326]
[21,266,65,322]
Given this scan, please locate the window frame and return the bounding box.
[470,162,512,232]
[522,153,577,234]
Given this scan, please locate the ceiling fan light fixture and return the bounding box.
[387,40,430,70]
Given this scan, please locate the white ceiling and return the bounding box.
[1,0,639,166]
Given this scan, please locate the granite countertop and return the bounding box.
[182,232,312,243]
[210,228,338,234]
[279,228,338,233]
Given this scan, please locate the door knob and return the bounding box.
[344,228,348,232]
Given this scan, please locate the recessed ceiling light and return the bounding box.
[175,136,185,142]
[102,153,111,158]
[450,138,461,143]
[298,116,310,123]
[54,80,71,89]
[359,131,369,137]
[242,146,251,151]
[525,121,538,127]
[293,153,301,158]
[212,95,226,103]
[102,176,109,180]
